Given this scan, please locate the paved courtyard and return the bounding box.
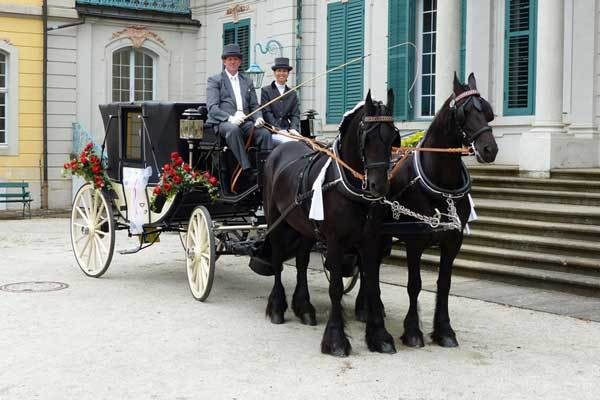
[1,217,599,399]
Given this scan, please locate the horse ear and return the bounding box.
[453,72,463,95]
[365,89,375,114]
[386,88,395,116]
[467,72,477,90]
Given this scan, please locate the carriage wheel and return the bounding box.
[186,206,216,301]
[70,183,115,278]
[321,253,359,294]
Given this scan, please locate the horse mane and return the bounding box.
[338,100,389,137]
[425,96,454,136]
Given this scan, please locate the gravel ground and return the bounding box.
[1,217,599,400]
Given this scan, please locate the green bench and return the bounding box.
[0,182,33,218]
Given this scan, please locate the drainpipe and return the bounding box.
[42,0,48,209]
[295,0,302,102]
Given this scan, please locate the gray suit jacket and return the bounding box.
[206,71,262,126]
[260,81,300,131]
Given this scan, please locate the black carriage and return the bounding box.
[70,101,272,301]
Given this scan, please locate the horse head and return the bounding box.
[340,89,398,198]
[451,72,498,163]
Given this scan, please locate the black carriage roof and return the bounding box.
[98,102,206,183]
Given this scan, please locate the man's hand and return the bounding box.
[254,117,265,128]
[288,129,300,136]
[228,114,243,126]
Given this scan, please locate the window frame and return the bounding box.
[111,47,157,103]
[415,0,437,119]
[0,41,19,156]
[0,51,7,145]
[503,0,537,116]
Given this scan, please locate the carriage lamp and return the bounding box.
[180,108,204,165]
[245,40,284,89]
[300,109,322,138]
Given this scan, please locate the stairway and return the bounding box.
[385,165,600,294]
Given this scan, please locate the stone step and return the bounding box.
[470,215,600,242]
[438,243,600,274]
[387,249,600,291]
[467,164,519,177]
[471,175,600,193]
[471,187,600,206]
[551,168,600,181]
[473,198,600,225]
[464,228,600,259]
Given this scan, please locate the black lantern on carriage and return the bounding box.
[300,109,322,138]
[180,108,204,165]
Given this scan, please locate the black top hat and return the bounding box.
[222,43,243,59]
[271,57,293,71]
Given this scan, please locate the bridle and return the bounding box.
[358,114,396,189]
[450,89,493,147]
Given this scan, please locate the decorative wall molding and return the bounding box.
[111,26,166,49]
[226,4,250,23]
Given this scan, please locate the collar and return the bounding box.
[225,70,239,80]
[271,81,287,91]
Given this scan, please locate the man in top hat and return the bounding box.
[260,57,300,143]
[206,43,272,174]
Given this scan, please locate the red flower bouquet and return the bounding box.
[62,143,111,189]
[150,152,219,212]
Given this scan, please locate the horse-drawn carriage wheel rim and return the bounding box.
[185,206,215,302]
[70,183,115,278]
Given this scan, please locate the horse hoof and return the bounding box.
[299,312,317,326]
[270,313,285,325]
[321,342,351,357]
[401,333,425,348]
[432,332,458,348]
[368,340,396,354]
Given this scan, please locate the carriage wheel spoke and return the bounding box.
[86,235,95,270]
[92,191,99,223]
[79,234,92,257]
[95,229,107,237]
[80,192,91,221]
[75,206,89,224]
[73,222,87,229]
[196,259,205,290]
[95,217,108,230]
[94,232,108,255]
[93,236,104,269]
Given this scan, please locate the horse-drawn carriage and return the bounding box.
[69,101,359,301]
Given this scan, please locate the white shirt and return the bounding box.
[275,82,286,96]
[226,70,244,112]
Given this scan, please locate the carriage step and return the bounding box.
[118,246,142,255]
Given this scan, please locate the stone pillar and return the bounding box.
[434,0,461,111]
[568,0,597,137]
[465,0,492,99]
[519,0,564,176]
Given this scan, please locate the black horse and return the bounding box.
[355,73,498,348]
[261,90,398,356]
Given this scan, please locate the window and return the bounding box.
[417,0,436,117]
[124,110,143,161]
[504,0,537,115]
[326,0,365,124]
[0,52,7,144]
[112,47,155,102]
[223,19,250,72]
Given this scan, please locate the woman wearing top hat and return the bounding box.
[260,57,301,143]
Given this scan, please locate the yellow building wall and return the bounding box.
[0,13,44,187]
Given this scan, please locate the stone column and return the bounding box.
[519,0,564,176]
[434,0,461,111]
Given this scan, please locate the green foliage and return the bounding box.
[400,130,425,147]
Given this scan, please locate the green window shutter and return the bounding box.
[344,0,365,113]
[326,2,347,124]
[460,0,467,82]
[223,19,251,72]
[503,0,537,115]
[388,0,416,120]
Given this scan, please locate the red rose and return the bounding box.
[153,186,161,195]
[94,175,104,188]
[183,164,191,172]
[203,171,211,179]
[192,171,199,179]
[80,155,87,164]
[173,175,182,184]
[169,169,176,177]
[209,176,218,186]
[164,164,171,171]
[70,160,78,168]
[92,165,101,174]
[63,163,70,169]
[170,151,180,161]
[90,155,99,164]
[163,182,172,191]
[85,143,93,151]
[174,157,183,166]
